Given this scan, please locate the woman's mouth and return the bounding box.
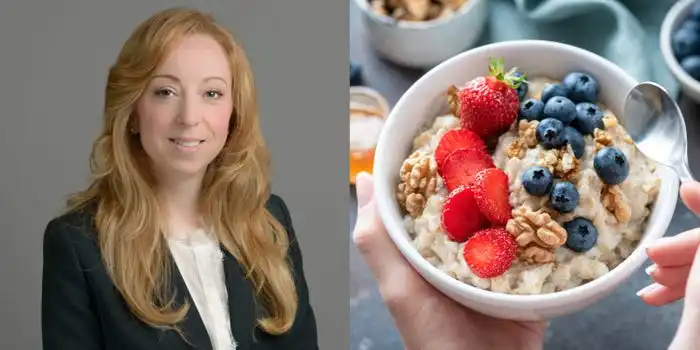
[168,138,206,148]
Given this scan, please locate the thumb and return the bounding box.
[680,181,700,216]
[352,173,411,283]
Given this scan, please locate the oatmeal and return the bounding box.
[398,65,661,295]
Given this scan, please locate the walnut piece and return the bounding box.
[594,129,613,151]
[506,206,567,264]
[507,120,539,159]
[601,185,631,223]
[537,145,580,181]
[397,150,437,217]
[520,245,556,265]
[446,85,460,117]
[368,0,467,22]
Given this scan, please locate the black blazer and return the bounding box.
[41,194,319,350]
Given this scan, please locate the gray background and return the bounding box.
[349,1,699,350]
[0,1,349,349]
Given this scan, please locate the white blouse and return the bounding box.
[167,229,237,350]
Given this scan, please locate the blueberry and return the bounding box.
[593,147,630,185]
[691,2,700,21]
[535,118,567,149]
[548,181,579,213]
[521,166,554,197]
[562,72,599,103]
[681,55,700,80]
[565,126,585,159]
[513,71,528,101]
[563,217,598,252]
[543,96,576,124]
[350,62,363,86]
[681,19,700,32]
[572,102,605,135]
[519,98,544,121]
[672,27,700,61]
[541,83,568,103]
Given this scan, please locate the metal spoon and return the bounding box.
[623,81,695,182]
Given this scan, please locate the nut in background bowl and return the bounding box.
[353,0,489,69]
[373,40,679,321]
[661,0,700,102]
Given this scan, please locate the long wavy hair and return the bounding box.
[65,7,298,335]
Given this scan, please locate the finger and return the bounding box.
[646,228,700,267]
[637,283,686,306]
[355,172,374,211]
[680,180,700,216]
[352,173,412,284]
[646,264,692,287]
[682,238,700,311]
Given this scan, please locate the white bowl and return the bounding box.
[353,0,488,69]
[373,40,680,321]
[661,0,700,101]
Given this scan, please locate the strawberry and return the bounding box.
[434,129,487,171]
[441,185,489,243]
[463,227,518,278]
[439,148,495,192]
[471,168,512,225]
[448,57,524,139]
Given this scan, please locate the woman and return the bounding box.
[353,171,700,349]
[41,7,318,350]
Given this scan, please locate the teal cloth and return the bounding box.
[482,0,680,97]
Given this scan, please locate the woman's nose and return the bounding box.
[176,97,203,126]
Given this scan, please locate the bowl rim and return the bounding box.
[660,0,700,93]
[352,0,484,30]
[373,39,679,307]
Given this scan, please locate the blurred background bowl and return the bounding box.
[353,0,488,69]
[661,0,700,102]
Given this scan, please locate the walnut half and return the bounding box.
[507,120,539,159]
[601,185,631,223]
[396,150,437,218]
[506,205,567,264]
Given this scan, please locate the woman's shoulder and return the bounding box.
[266,193,293,233]
[43,203,98,251]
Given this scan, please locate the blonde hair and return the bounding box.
[65,7,297,335]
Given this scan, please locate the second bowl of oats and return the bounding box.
[373,40,680,321]
[353,0,489,68]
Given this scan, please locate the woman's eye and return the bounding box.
[154,88,175,97]
[205,90,224,99]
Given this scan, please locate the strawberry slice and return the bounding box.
[471,168,512,225]
[463,227,518,279]
[441,185,489,243]
[439,148,495,192]
[435,129,487,171]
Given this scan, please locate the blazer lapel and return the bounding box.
[221,246,257,349]
[167,253,213,349]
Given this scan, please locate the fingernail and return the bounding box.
[645,264,656,275]
[636,283,661,296]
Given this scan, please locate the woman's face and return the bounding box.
[135,34,233,182]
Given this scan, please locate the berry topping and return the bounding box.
[521,166,554,197]
[435,129,487,170]
[450,58,524,138]
[548,181,580,213]
[563,217,598,252]
[471,168,512,225]
[535,118,567,150]
[541,83,567,103]
[441,185,489,243]
[512,71,529,101]
[519,98,544,121]
[565,126,585,159]
[593,147,629,185]
[572,102,604,135]
[543,96,577,124]
[562,72,599,103]
[440,148,495,192]
[463,228,518,279]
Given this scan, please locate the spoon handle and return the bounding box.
[678,160,696,183]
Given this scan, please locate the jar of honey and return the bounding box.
[349,87,390,185]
